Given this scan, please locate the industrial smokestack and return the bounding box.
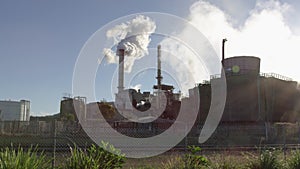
[156,45,163,89]
[222,38,227,64]
[118,49,125,93]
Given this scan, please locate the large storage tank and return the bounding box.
[0,100,30,121]
[222,56,261,122]
[223,56,260,76]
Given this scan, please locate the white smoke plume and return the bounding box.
[103,15,156,72]
[102,48,117,63]
[161,0,300,94]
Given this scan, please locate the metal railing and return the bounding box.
[260,72,293,81]
[210,74,221,80]
[209,72,293,81]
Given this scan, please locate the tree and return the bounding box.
[98,102,116,119]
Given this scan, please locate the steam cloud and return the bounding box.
[103,15,156,72]
[161,0,300,94]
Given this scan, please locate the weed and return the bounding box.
[247,148,281,169]
[0,145,51,169]
[63,141,125,169]
[288,150,300,169]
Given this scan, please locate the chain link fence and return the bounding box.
[1,120,300,167]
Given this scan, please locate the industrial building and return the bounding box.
[0,100,30,121]
[66,41,299,124]
[112,42,300,126]
[193,40,300,125]
[53,39,300,147]
[59,39,300,136]
[60,96,86,121]
[114,45,181,121]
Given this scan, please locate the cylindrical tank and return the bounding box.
[223,56,260,76]
[222,56,261,122]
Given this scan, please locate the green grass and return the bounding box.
[288,150,300,169]
[4,143,300,169]
[0,145,51,169]
[62,141,125,169]
[124,148,297,169]
[0,142,125,169]
[246,148,282,169]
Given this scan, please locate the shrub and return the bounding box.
[0,145,51,169]
[160,146,209,169]
[133,166,155,169]
[288,150,300,169]
[184,145,209,168]
[212,159,244,169]
[247,148,281,169]
[161,155,185,169]
[64,141,125,169]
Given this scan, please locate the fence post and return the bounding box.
[265,122,268,142]
[298,122,300,143]
[283,125,286,160]
[52,120,57,169]
[185,124,188,152]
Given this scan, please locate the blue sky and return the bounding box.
[1,0,300,116]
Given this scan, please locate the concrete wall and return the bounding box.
[195,75,299,123]
[223,74,260,122]
[60,97,86,121]
[260,77,299,122]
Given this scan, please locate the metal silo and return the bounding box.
[222,56,261,122]
[223,56,260,77]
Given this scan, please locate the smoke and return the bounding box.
[161,0,300,94]
[103,15,156,72]
[102,48,117,63]
[159,42,209,93]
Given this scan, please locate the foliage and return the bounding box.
[132,166,155,169]
[160,146,209,169]
[161,155,185,169]
[288,150,300,169]
[184,145,209,168]
[247,148,281,169]
[212,158,245,169]
[215,162,239,169]
[0,145,51,169]
[64,141,125,169]
[98,102,116,119]
[62,113,75,121]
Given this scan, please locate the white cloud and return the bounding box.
[163,0,300,83]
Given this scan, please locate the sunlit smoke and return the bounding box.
[160,0,300,95]
[103,15,156,73]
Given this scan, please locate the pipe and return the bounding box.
[222,38,227,64]
[118,49,125,93]
[156,45,163,89]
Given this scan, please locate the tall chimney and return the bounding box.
[118,49,125,93]
[222,38,227,64]
[156,45,163,89]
